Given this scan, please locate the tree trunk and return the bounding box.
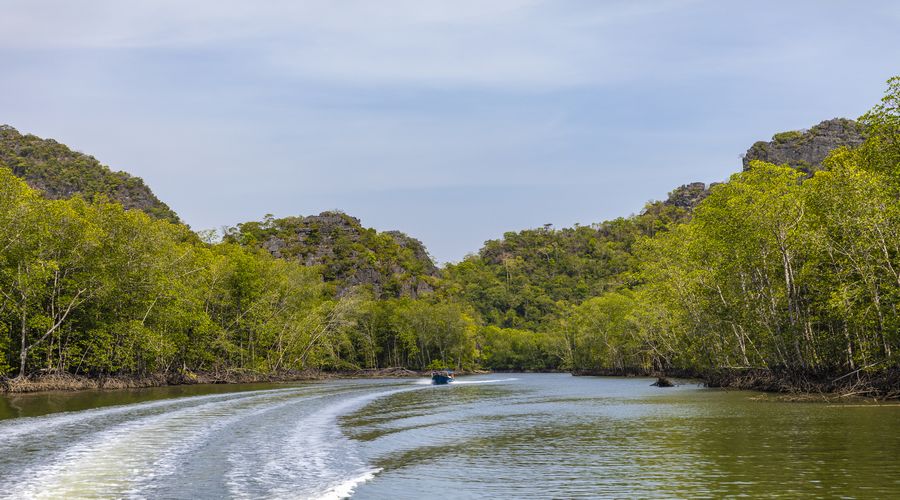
[18,305,27,379]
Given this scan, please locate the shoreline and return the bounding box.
[0,367,436,394]
[572,367,900,401]
[3,367,897,401]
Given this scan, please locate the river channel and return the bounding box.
[1,373,898,498]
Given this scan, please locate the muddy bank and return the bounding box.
[571,367,701,380]
[0,367,433,394]
[703,368,900,400]
[572,366,900,400]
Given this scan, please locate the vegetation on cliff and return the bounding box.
[0,168,475,379]
[0,125,179,223]
[500,78,900,393]
[441,78,900,395]
[742,118,867,173]
[442,198,691,332]
[224,212,437,299]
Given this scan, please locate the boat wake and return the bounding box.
[314,468,382,500]
[415,377,520,386]
[228,385,421,499]
[452,377,519,385]
[0,382,426,500]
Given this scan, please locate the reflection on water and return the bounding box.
[1,374,899,498]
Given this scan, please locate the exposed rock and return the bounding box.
[0,125,179,223]
[226,211,438,299]
[657,118,868,216]
[262,236,287,259]
[742,118,866,173]
[384,231,438,275]
[664,182,711,209]
[651,376,674,387]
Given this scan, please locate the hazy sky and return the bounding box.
[2,0,898,263]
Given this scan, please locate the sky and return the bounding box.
[1,0,898,263]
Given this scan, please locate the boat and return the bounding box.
[431,370,454,385]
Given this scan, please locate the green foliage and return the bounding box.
[479,326,563,371]
[566,291,651,371]
[426,359,449,370]
[4,77,900,382]
[856,76,900,183]
[0,125,179,223]
[626,76,900,373]
[746,141,769,157]
[442,203,689,331]
[773,130,804,143]
[629,153,900,372]
[224,212,437,299]
[0,167,370,377]
[450,76,900,377]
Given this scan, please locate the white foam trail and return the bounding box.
[0,386,302,447]
[2,381,429,499]
[228,385,425,499]
[414,377,518,386]
[451,378,519,385]
[1,387,329,499]
[315,468,382,500]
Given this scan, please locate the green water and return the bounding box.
[0,374,897,498]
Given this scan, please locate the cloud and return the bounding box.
[0,0,703,88]
[3,0,897,262]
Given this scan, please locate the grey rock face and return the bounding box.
[263,236,286,258]
[664,182,710,209]
[385,231,438,275]
[234,211,438,299]
[659,118,864,214]
[742,118,866,173]
[0,125,180,223]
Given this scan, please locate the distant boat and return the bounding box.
[431,370,454,385]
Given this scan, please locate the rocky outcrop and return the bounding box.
[663,182,711,210]
[659,119,864,214]
[670,119,866,213]
[228,211,438,298]
[384,231,438,275]
[742,118,866,173]
[0,125,179,222]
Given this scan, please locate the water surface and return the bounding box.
[1,374,898,498]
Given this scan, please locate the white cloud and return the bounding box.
[0,0,702,88]
[3,0,895,262]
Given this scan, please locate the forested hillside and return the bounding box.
[448,79,900,391]
[0,125,179,223]
[224,212,438,298]
[2,77,899,396]
[482,78,900,394]
[442,197,691,331]
[0,166,483,381]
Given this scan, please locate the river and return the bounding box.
[1,373,898,498]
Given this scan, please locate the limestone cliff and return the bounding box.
[0,125,179,222]
[226,211,438,298]
[742,118,866,173]
[663,182,712,210]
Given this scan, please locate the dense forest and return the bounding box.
[1,77,898,394]
[0,125,179,223]
[223,212,438,299]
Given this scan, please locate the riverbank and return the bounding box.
[6,366,897,399]
[572,367,900,400]
[703,368,900,400]
[0,367,436,394]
